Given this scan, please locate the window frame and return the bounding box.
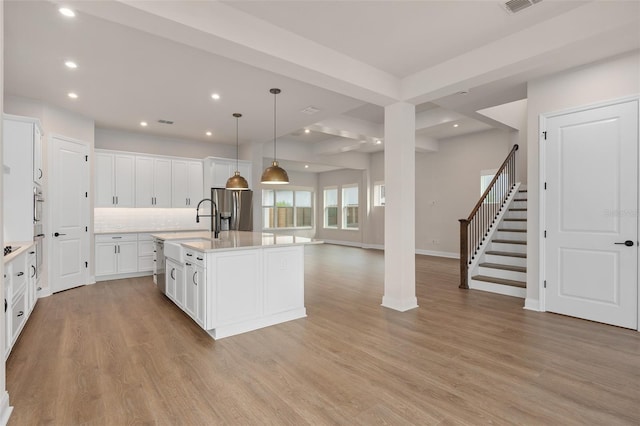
[323,186,339,229]
[262,188,314,230]
[341,184,359,230]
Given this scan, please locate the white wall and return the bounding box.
[526,50,640,310]
[95,127,236,159]
[416,129,512,256]
[316,168,366,245]
[364,152,384,248]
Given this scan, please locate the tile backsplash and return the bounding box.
[95,208,209,233]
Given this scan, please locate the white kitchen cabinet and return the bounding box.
[95,151,135,207]
[184,249,206,326]
[26,247,37,314]
[3,115,42,242]
[136,156,172,207]
[95,234,138,277]
[33,124,43,185]
[204,157,252,190]
[165,258,184,308]
[172,160,204,207]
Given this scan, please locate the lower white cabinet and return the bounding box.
[5,244,38,359]
[184,250,205,327]
[165,258,184,308]
[95,234,138,277]
[137,233,155,272]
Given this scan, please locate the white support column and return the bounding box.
[382,102,418,312]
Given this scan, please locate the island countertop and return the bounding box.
[151,230,323,253]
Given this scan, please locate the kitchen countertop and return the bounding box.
[152,231,323,253]
[3,241,35,264]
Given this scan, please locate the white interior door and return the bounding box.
[51,136,89,293]
[544,99,638,329]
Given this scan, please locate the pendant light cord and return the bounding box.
[236,115,239,171]
[273,90,277,162]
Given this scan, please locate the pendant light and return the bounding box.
[226,113,249,190]
[261,88,289,184]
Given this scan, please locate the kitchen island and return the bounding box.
[152,231,322,339]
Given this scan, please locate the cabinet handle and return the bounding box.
[29,251,35,254]
[31,265,36,278]
[17,272,24,277]
[116,196,119,205]
[17,311,24,317]
[170,268,175,280]
[112,236,122,239]
[38,169,43,179]
[186,253,193,257]
[186,262,192,266]
[196,257,203,261]
[193,271,198,285]
[118,245,120,254]
[112,196,115,205]
[114,246,117,254]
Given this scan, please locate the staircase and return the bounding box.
[469,187,527,298]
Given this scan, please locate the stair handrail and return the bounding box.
[459,144,518,289]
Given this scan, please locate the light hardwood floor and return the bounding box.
[6,244,640,425]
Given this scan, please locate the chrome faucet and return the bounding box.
[195,198,220,238]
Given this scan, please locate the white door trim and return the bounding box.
[47,133,91,293]
[539,95,640,331]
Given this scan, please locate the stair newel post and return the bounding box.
[459,219,470,289]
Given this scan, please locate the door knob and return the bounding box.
[53,232,67,237]
[614,240,634,247]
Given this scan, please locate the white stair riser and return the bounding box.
[495,230,527,241]
[500,221,527,230]
[484,254,527,267]
[491,241,526,253]
[469,280,526,298]
[505,210,527,219]
[512,200,527,209]
[478,267,526,282]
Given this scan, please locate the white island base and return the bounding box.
[154,231,319,339]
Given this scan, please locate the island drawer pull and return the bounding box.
[186,253,193,257]
[193,272,198,285]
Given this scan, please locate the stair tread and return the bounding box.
[472,275,527,288]
[497,228,526,233]
[493,239,527,245]
[514,198,528,201]
[485,251,527,258]
[479,262,526,273]
[503,218,527,222]
[509,208,527,211]
[518,190,527,193]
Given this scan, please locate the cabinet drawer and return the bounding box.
[138,255,154,272]
[138,240,155,257]
[138,233,154,242]
[11,289,27,343]
[96,233,137,243]
[184,250,205,268]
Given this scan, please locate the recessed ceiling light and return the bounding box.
[211,93,220,100]
[375,140,382,145]
[304,129,310,134]
[453,124,459,128]
[65,60,78,69]
[140,121,148,127]
[67,92,78,99]
[304,164,309,169]
[59,7,76,17]
[206,131,212,136]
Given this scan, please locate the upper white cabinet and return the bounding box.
[33,124,43,185]
[204,157,252,190]
[136,156,172,208]
[172,160,204,207]
[3,114,42,242]
[95,152,135,208]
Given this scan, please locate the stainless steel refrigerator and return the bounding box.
[211,188,253,231]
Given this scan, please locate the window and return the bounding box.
[263,189,313,229]
[324,188,338,228]
[480,169,507,204]
[374,182,385,206]
[342,185,359,229]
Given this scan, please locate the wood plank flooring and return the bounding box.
[6,244,640,425]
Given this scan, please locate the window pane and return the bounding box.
[344,206,358,228]
[296,207,312,227]
[374,183,385,206]
[343,186,358,206]
[296,191,312,207]
[326,206,338,227]
[275,206,294,227]
[275,190,293,206]
[324,188,337,206]
[263,207,275,228]
[262,189,274,206]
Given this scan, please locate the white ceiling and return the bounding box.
[4,0,639,169]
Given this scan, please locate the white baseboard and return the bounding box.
[0,390,13,426]
[95,271,153,282]
[524,298,541,311]
[415,249,459,259]
[37,286,53,298]
[208,308,307,339]
[362,244,384,250]
[381,296,419,312]
[322,239,363,248]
